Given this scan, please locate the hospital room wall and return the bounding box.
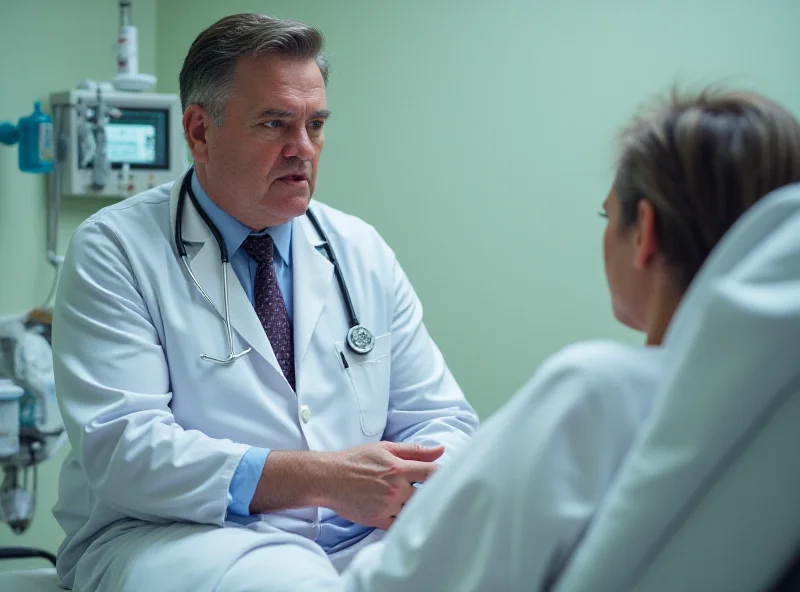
[157,0,800,419]
[0,0,157,569]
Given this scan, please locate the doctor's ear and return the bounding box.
[183,105,212,163]
[633,199,660,271]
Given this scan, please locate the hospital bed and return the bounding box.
[2,185,800,591]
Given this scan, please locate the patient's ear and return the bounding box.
[633,199,659,270]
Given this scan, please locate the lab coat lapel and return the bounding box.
[170,173,282,375]
[292,212,334,386]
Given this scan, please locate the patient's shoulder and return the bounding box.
[542,339,664,383]
[510,339,667,425]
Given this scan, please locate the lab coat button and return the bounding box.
[300,405,311,423]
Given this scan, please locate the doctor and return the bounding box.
[51,13,477,592]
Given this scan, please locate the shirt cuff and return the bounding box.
[227,447,270,516]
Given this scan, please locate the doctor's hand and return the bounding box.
[323,441,445,530]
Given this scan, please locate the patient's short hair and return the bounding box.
[614,86,800,289]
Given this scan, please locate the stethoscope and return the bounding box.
[174,167,375,364]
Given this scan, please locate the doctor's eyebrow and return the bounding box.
[257,108,331,119]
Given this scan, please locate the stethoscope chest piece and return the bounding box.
[347,325,375,355]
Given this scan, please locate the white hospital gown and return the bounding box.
[344,339,666,592]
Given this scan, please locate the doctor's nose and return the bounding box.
[282,128,316,161]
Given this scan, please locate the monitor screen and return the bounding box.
[78,107,170,170]
[106,123,157,164]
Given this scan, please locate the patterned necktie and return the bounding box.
[242,234,296,391]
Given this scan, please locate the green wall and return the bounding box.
[1,0,799,572]
[0,0,157,569]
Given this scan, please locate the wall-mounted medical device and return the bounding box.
[49,89,186,198]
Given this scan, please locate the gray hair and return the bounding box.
[179,13,329,125]
[614,86,800,290]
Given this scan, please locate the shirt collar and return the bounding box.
[191,172,292,266]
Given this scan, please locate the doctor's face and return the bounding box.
[190,54,328,229]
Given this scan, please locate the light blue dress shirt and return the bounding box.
[191,174,373,553]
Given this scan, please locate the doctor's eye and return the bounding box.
[308,120,325,131]
[263,120,285,130]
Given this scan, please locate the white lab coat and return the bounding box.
[51,169,478,591]
[343,339,666,592]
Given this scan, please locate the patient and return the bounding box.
[342,87,800,591]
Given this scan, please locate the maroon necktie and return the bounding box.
[242,234,296,390]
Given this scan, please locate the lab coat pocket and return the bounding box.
[335,333,392,437]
